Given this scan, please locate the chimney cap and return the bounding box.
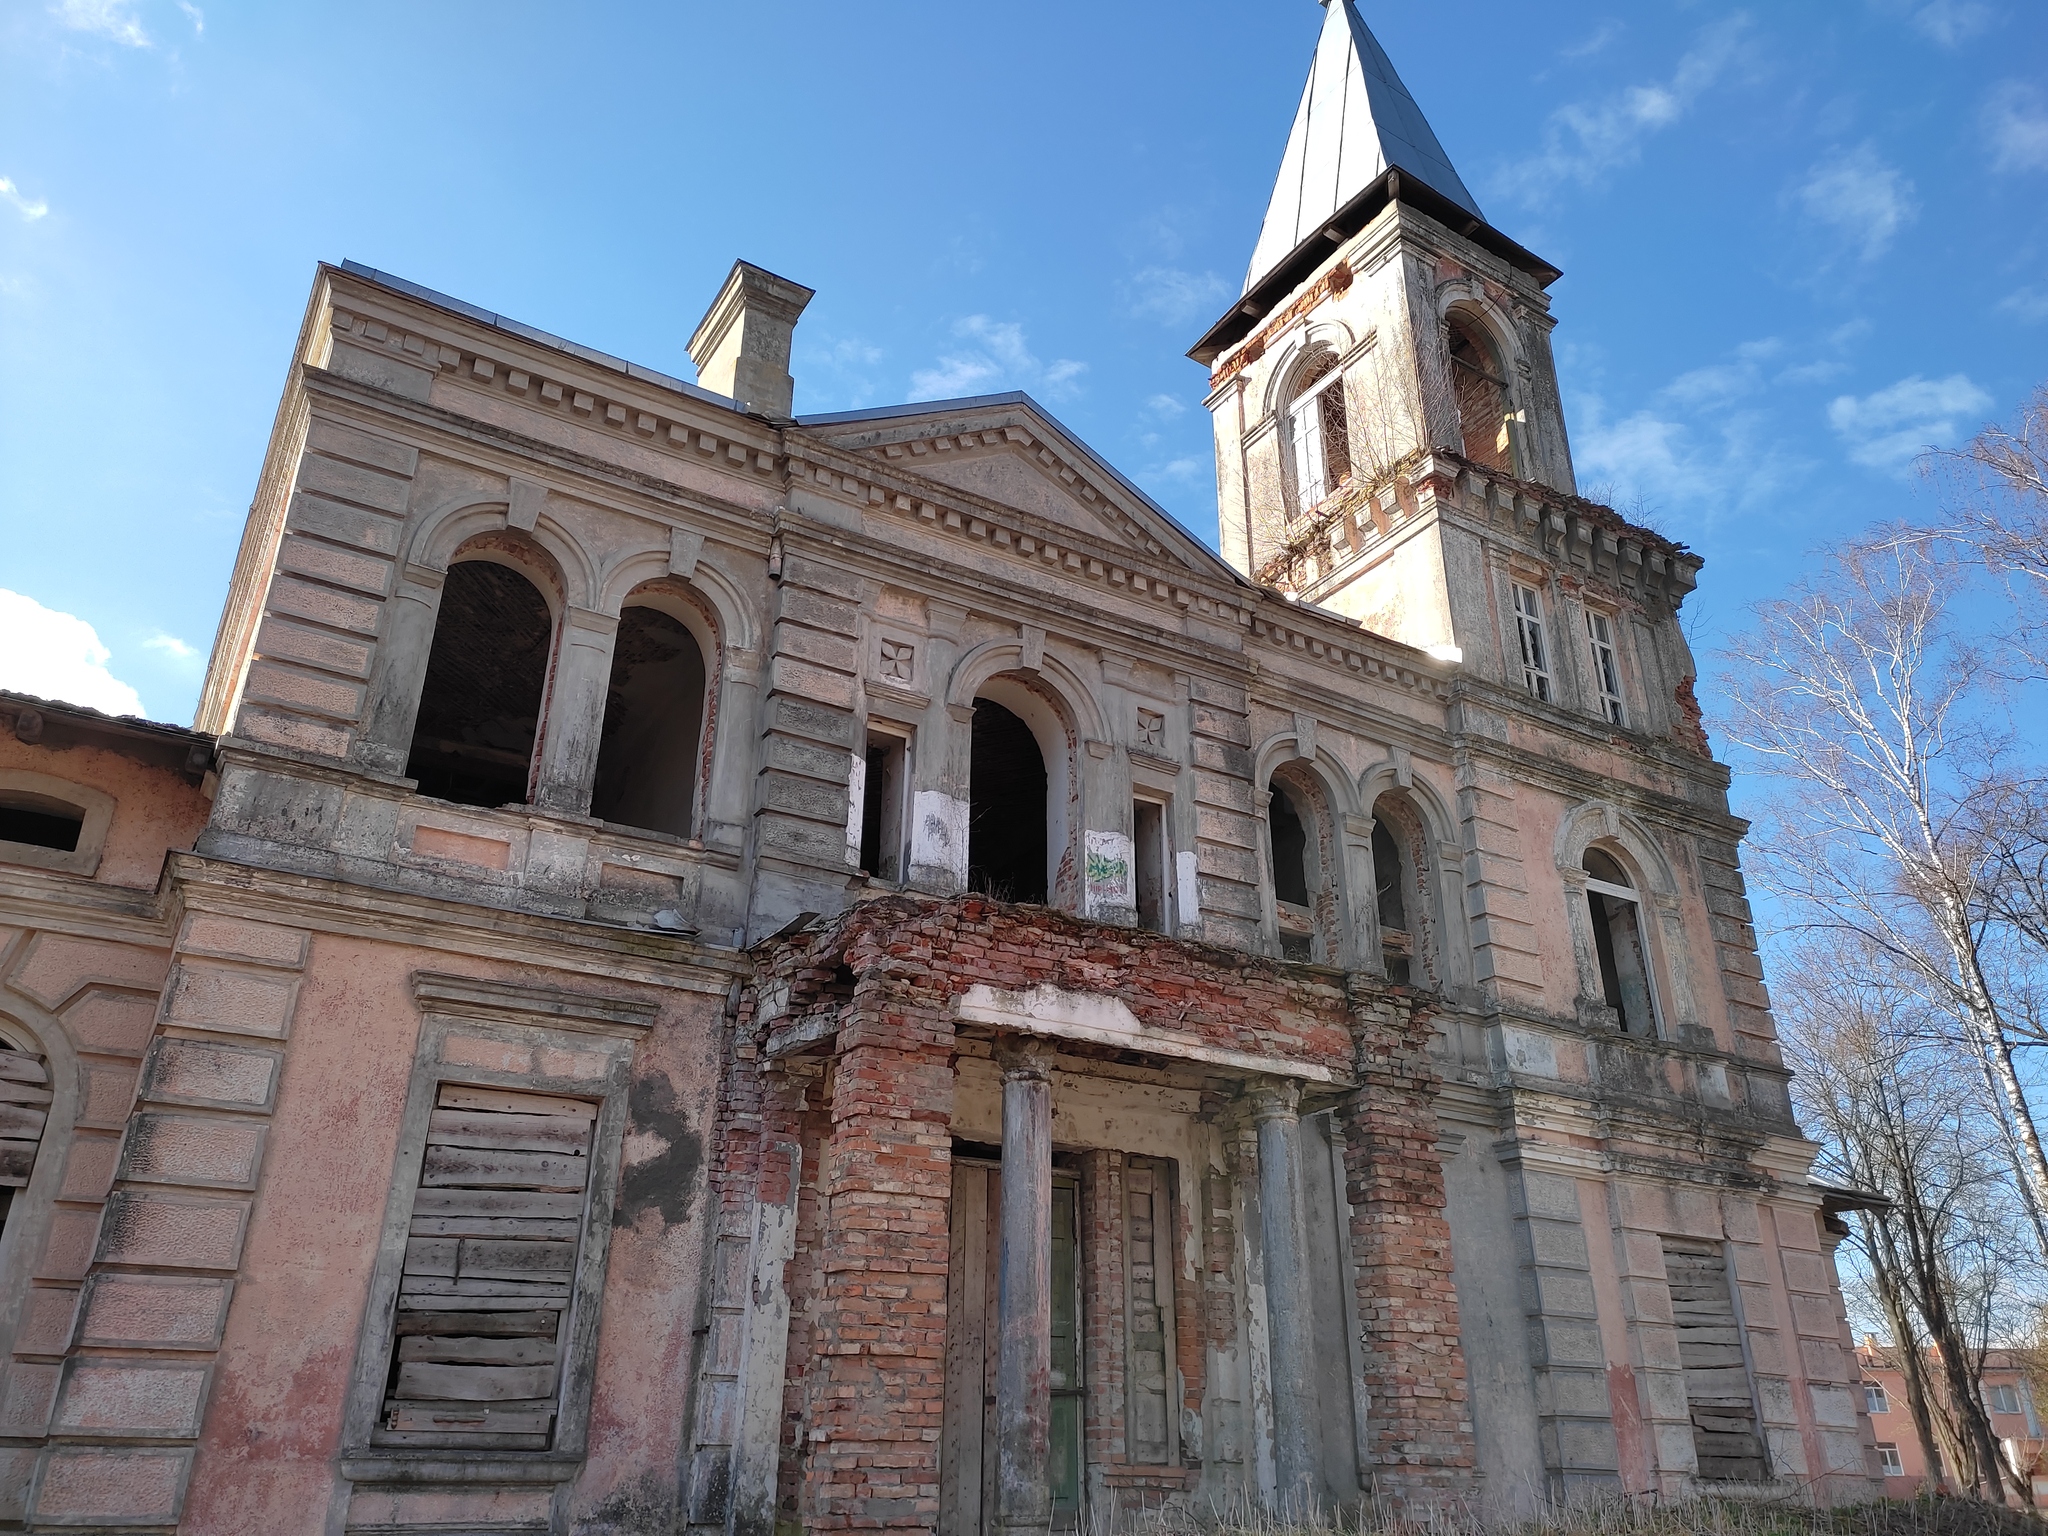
[687,260,815,361]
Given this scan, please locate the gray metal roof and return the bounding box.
[1243,0,1484,296]
[337,260,739,411]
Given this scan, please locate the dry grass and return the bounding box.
[1078,1494,2043,1536]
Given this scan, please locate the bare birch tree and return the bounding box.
[1718,534,2048,1261]
[1780,944,2033,1500]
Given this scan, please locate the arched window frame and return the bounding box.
[1367,792,1436,987]
[942,637,1106,916]
[403,532,570,810]
[1553,804,1705,1044]
[1438,297,1521,478]
[969,672,1079,912]
[1582,846,1662,1038]
[1255,733,1365,968]
[589,579,722,842]
[1281,351,1352,519]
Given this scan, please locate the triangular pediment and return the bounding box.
[797,393,1229,579]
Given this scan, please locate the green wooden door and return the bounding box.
[1049,1177,1083,1522]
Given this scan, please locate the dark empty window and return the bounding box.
[407,562,554,809]
[590,606,706,839]
[1373,819,1412,985]
[1585,848,1657,1037]
[0,795,84,853]
[859,731,909,882]
[968,699,1046,904]
[1448,319,1512,475]
[1269,781,1314,961]
[1133,799,1168,934]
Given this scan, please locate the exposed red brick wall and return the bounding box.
[1341,979,1474,1499]
[704,895,1474,1528]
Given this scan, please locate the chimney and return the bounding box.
[687,260,815,418]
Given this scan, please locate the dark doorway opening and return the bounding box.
[967,698,1046,904]
[590,605,706,838]
[1133,799,1167,933]
[406,561,554,808]
[859,731,908,882]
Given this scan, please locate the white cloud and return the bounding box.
[1125,267,1231,329]
[909,316,1086,404]
[0,179,48,222]
[1998,287,2048,323]
[176,0,202,33]
[1573,396,1802,522]
[1797,145,1917,260]
[1984,82,2048,173]
[0,591,145,716]
[143,632,201,668]
[1143,394,1186,420]
[1906,0,1994,45]
[1495,15,1749,204]
[1827,374,1993,471]
[51,0,151,46]
[1560,20,1624,60]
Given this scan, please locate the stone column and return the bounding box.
[995,1040,1055,1535]
[532,605,618,815]
[1249,1079,1319,1518]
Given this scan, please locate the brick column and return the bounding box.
[796,978,953,1533]
[1340,984,1475,1508]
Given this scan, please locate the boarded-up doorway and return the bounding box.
[1663,1239,1768,1482]
[942,1160,1083,1533]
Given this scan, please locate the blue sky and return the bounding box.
[2,0,2044,727]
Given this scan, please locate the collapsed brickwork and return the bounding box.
[690,896,1470,1530]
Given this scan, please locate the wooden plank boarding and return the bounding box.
[375,1084,598,1451]
[1663,1240,1769,1483]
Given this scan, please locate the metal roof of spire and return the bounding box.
[1243,0,1484,296]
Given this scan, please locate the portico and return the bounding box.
[727,894,1471,1534]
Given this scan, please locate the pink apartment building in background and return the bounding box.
[1856,1341,2048,1506]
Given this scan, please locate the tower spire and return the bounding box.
[1244,0,1483,296]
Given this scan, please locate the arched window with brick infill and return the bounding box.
[1447,316,1513,475]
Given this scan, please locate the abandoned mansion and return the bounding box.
[0,4,1880,1532]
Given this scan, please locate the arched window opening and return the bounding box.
[1372,819,1413,985]
[0,1040,51,1231]
[968,697,1048,904]
[1584,847,1658,1037]
[1284,353,1352,518]
[1268,773,1335,963]
[406,561,555,808]
[1447,318,1513,475]
[0,792,84,854]
[590,604,707,839]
